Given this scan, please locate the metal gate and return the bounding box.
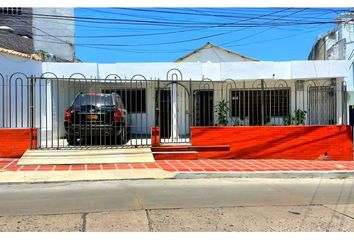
[156,69,191,144]
[308,85,336,125]
[0,70,348,150]
[33,73,153,149]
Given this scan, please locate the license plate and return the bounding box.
[86,114,98,120]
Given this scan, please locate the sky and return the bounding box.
[74,8,350,63]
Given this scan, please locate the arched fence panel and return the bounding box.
[0,70,348,149]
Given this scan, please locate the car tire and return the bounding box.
[114,128,128,145]
[121,128,128,144]
[108,135,117,145]
[127,127,131,140]
[67,136,77,146]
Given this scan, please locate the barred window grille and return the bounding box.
[102,89,147,113]
[0,7,22,15]
[230,89,290,125]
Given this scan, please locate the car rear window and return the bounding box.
[73,94,113,108]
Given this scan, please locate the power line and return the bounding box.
[33,25,329,55]
[74,9,294,47]
[226,27,325,48]
[9,8,298,47]
[2,7,349,60]
[220,8,309,46]
[119,7,342,21]
[27,8,294,39]
[16,9,347,28]
[19,9,338,39]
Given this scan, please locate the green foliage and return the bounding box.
[283,109,307,126]
[214,100,230,126]
[232,118,241,126]
[294,109,307,125]
[283,115,293,126]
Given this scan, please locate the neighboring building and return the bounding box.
[308,11,354,61]
[32,8,76,62]
[308,11,354,121]
[176,42,257,63]
[0,47,42,129]
[0,8,32,38]
[0,7,76,62]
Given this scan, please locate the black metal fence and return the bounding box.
[0,70,347,149]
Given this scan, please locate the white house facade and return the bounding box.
[0,43,352,148]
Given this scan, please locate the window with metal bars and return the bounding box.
[102,89,146,113]
[230,89,290,125]
[0,8,22,15]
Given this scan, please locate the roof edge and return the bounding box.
[175,42,258,62]
[0,47,42,61]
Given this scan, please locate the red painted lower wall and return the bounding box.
[191,126,353,161]
[0,128,37,158]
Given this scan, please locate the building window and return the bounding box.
[230,89,290,125]
[0,8,22,15]
[103,89,146,113]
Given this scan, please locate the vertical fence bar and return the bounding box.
[156,78,160,143]
[189,78,192,142]
[342,81,347,125]
[29,75,35,149]
[38,77,42,148]
[45,78,48,148]
[57,77,60,149]
[261,79,265,126]
[51,77,54,148]
[0,74,4,128]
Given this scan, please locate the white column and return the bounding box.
[171,84,178,140]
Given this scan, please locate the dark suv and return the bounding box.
[64,93,129,145]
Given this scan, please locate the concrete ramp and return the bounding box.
[18,148,155,165]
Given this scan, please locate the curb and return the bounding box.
[175,170,354,179]
[1,170,354,184]
[0,169,176,184]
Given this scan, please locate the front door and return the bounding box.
[308,86,336,125]
[193,90,214,126]
[156,89,171,138]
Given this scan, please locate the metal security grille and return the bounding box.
[308,86,336,125]
[0,7,22,15]
[0,70,348,149]
[230,89,290,126]
[193,90,214,126]
[103,89,146,113]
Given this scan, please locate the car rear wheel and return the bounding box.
[109,128,128,145]
[120,128,128,144]
[67,136,78,146]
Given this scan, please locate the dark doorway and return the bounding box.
[193,90,214,126]
[156,89,171,138]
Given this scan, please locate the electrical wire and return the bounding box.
[15,9,349,28]
[2,7,351,59]
[220,8,309,46]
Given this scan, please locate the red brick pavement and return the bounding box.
[1,158,354,173]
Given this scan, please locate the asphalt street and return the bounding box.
[0,178,354,215]
[0,178,354,231]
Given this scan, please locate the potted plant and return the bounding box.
[214,100,230,126]
[232,118,242,126]
[294,109,307,125]
[283,115,293,126]
[283,109,307,126]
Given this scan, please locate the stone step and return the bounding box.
[18,148,155,165]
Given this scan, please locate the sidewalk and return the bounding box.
[1,158,354,183]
